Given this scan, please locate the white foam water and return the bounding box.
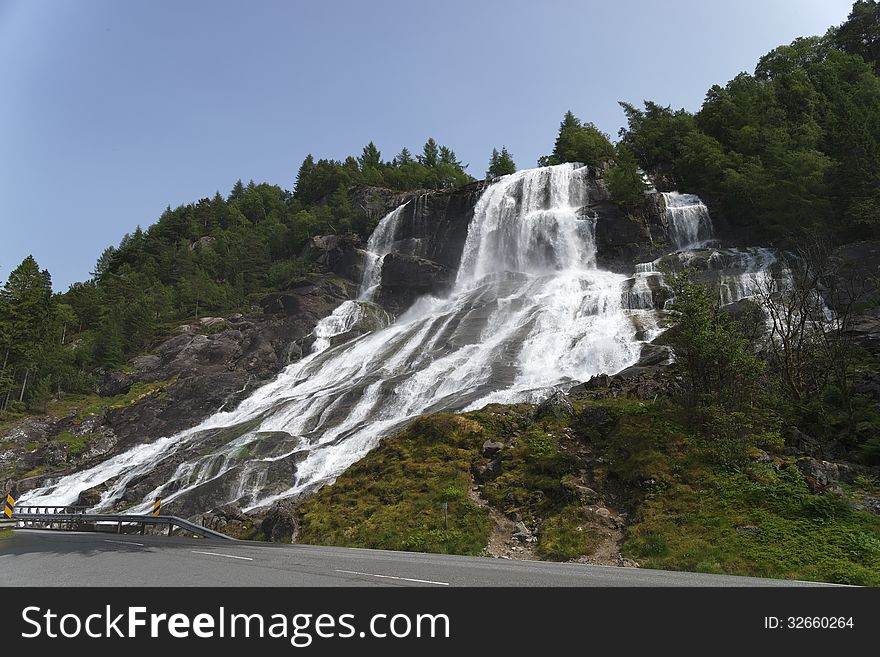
[19,164,788,515]
[663,192,714,249]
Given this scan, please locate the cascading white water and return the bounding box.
[21,163,647,514]
[359,203,409,300]
[663,192,714,249]
[20,165,797,517]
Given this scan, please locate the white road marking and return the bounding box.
[191,550,253,561]
[103,539,145,547]
[335,569,449,586]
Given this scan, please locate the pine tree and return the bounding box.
[419,138,439,167]
[487,146,516,178]
[294,155,315,199]
[394,147,413,166]
[439,145,463,168]
[229,179,245,202]
[541,111,615,166]
[358,142,382,171]
[1,256,54,407]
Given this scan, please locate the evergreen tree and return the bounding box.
[439,145,463,168]
[419,138,439,167]
[394,147,413,166]
[229,179,245,202]
[487,146,517,177]
[540,111,615,167]
[1,256,54,407]
[833,0,880,73]
[358,142,382,171]
[295,155,315,197]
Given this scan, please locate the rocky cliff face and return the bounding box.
[1,275,354,499]
[5,165,880,541]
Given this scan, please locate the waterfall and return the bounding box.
[663,192,714,249]
[21,166,793,517]
[359,203,409,300]
[20,163,646,514]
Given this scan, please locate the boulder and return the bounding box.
[301,234,367,282]
[260,501,299,543]
[481,440,504,457]
[472,458,501,483]
[535,390,574,421]
[797,457,843,493]
[189,236,216,251]
[76,485,104,508]
[380,253,454,292]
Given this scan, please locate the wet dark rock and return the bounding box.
[593,191,669,273]
[74,484,105,508]
[535,390,575,421]
[481,440,504,457]
[377,253,454,314]
[572,343,677,401]
[260,500,299,543]
[301,234,368,282]
[472,458,502,483]
[796,457,880,494]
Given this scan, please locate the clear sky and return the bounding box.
[0,0,856,290]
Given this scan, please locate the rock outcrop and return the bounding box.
[1,274,355,498]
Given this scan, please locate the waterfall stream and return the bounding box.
[20,164,792,515]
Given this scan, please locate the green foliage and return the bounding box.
[487,146,516,178]
[606,145,648,206]
[618,21,880,241]
[294,138,473,205]
[668,270,766,409]
[297,414,491,555]
[624,462,880,585]
[539,111,615,167]
[696,406,783,469]
[536,506,601,561]
[55,431,94,456]
[832,0,880,73]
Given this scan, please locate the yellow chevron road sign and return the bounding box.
[152,498,161,516]
[4,494,14,518]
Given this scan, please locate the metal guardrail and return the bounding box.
[14,505,89,515]
[9,510,234,541]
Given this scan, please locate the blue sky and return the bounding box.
[0,0,856,290]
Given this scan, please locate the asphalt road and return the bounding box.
[0,529,833,587]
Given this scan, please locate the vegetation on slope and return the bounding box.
[298,252,880,584]
[617,1,880,243]
[296,394,880,584]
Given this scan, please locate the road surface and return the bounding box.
[0,529,832,586]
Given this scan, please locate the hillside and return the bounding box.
[2,1,880,587]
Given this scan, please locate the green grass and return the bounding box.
[76,377,178,419]
[54,431,96,456]
[623,463,880,585]
[298,414,491,555]
[0,528,12,540]
[537,506,602,560]
[296,394,880,584]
